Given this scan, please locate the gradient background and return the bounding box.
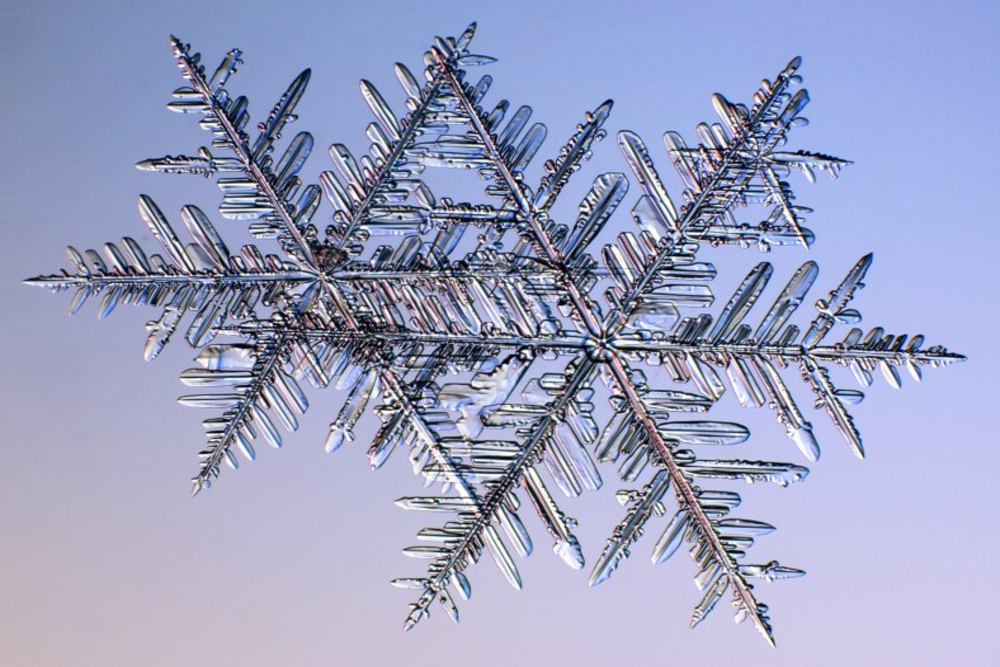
[2,1,997,665]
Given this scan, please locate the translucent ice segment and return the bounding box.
[522,466,584,570]
[360,79,401,141]
[680,459,809,486]
[690,573,729,629]
[484,524,522,590]
[755,261,818,344]
[727,357,765,408]
[716,518,775,536]
[138,196,196,273]
[708,262,772,343]
[509,122,546,173]
[208,48,241,92]
[251,69,311,162]
[658,421,750,447]
[273,132,314,193]
[326,368,379,453]
[739,560,805,582]
[534,100,612,211]
[180,205,230,269]
[652,509,691,565]
[563,173,627,264]
[196,344,255,370]
[590,469,671,586]
[178,394,243,409]
[642,389,713,413]
[551,423,602,492]
[619,131,678,231]
[801,357,864,459]
[180,369,254,387]
[394,62,422,100]
[803,254,872,347]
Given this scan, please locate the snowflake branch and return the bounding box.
[169,37,315,265]
[187,332,299,493]
[403,357,598,628]
[605,352,779,646]
[434,52,605,338]
[608,58,836,333]
[329,69,450,250]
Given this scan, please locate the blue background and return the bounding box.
[2,1,997,664]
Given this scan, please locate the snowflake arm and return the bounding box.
[25,197,317,360]
[399,355,598,628]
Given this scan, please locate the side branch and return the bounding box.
[171,38,314,265]
[434,54,604,338]
[605,352,776,646]
[405,358,598,627]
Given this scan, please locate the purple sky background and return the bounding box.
[2,1,998,665]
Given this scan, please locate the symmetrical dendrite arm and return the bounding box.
[593,351,808,646]
[662,57,849,248]
[142,38,321,264]
[612,255,963,460]
[25,197,316,360]
[394,352,599,627]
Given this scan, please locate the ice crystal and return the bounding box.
[27,24,964,645]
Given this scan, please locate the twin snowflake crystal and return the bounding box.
[27,24,963,645]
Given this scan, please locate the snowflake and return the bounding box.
[27,24,963,645]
